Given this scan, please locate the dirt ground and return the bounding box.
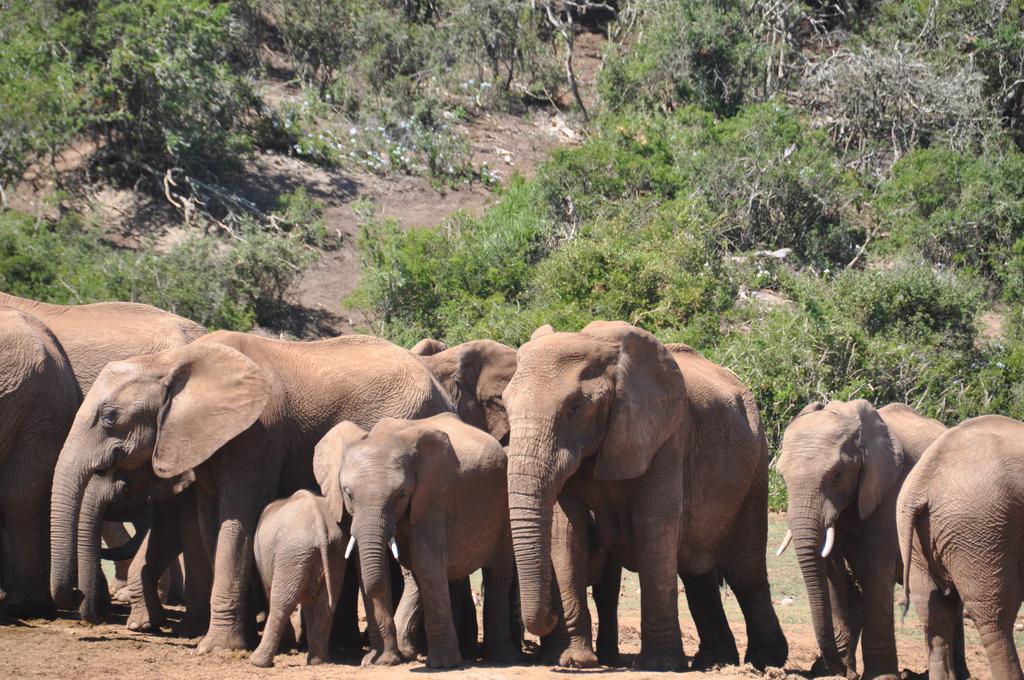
[0,516,1011,679]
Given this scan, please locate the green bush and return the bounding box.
[0,207,317,330]
[874,147,1024,290]
[599,1,765,117]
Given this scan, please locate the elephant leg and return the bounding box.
[179,489,211,637]
[450,576,478,659]
[632,456,686,673]
[196,488,263,654]
[127,504,182,633]
[960,576,1023,680]
[952,601,969,680]
[593,555,622,666]
[412,531,461,669]
[482,540,520,663]
[684,572,739,670]
[857,559,898,680]
[330,555,364,653]
[394,568,423,660]
[101,522,133,598]
[910,563,961,680]
[0,490,51,616]
[249,562,298,668]
[540,495,598,668]
[304,588,334,666]
[824,559,859,675]
[361,576,402,666]
[720,483,788,671]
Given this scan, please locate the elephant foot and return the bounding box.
[539,638,599,668]
[362,648,403,666]
[397,637,419,661]
[426,644,463,669]
[307,653,329,666]
[744,631,789,670]
[111,584,131,603]
[596,645,623,667]
[483,641,524,665]
[634,647,688,672]
[0,594,56,620]
[811,654,853,679]
[248,649,274,668]
[196,627,248,654]
[692,644,740,670]
[126,606,162,632]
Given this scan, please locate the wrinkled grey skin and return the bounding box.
[315,413,518,669]
[0,291,206,627]
[778,400,950,680]
[412,338,517,446]
[504,321,787,672]
[50,331,452,654]
[898,415,1024,680]
[0,308,79,616]
[250,490,348,668]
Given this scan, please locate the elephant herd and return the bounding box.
[0,290,1021,679]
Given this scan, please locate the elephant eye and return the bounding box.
[100,407,118,428]
[343,486,353,499]
[831,470,842,486]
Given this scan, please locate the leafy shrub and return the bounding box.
[599,0,765,117]
[874,147,1024,289]
[348,178,553,345]
[0,207,317,330]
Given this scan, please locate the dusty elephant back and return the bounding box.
[195,331,454,452]
[877,403,947,465]
[0,291,206,394]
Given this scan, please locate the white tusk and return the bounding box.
[776,529,793,557]
[389,537,399,560]
[821,526,835,558]
[345,535,356,559]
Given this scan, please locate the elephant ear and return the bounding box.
[152,343,269,479]
[852,399,903,520]
[530,324,555,341]
[314,421,368,523]
[582,321,686,481]
[411,338,447,356]
[402,423,460,526]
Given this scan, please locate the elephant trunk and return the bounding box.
[792,518,845,674]
[506,418,570,638]
[354,511,390,601]
[507,475,556,636]
[49,447,94,609]
[76,477,121,623]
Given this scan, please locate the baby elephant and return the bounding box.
[898,414,1024,680]
[250,489,348,668]
[314,412,518,669]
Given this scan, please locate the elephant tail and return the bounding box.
[896,492,925,623]
[315,515,335,610]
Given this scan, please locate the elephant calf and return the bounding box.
[314,413,519,669]
[250,489,348,668]
[898,414,1024,680]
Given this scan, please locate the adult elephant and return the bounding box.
[49,330,453,653]
[411,338,517,446]
[776,400,951,680]
[898,415,1024,680]
[0,308,80,615]
[503,321,787,671]
[0,291,204,623]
